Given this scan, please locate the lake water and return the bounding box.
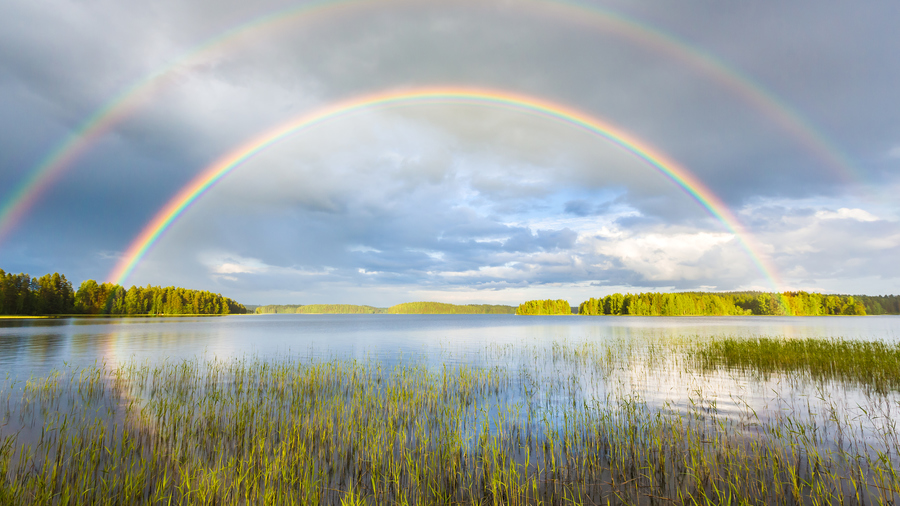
[3,314,899,420]
[3,314,898,381]
[3,314,900,503]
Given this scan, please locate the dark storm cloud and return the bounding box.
[1,0,899,302]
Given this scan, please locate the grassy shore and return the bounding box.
[1,338,898,504]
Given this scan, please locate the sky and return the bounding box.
[0,0,898,306]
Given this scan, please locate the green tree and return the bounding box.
[516,299,571,315]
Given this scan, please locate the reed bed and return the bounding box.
[0,339,898,505]
[692,337,900,394]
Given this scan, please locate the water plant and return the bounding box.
[0,338,897,504]
[692,337,900,393]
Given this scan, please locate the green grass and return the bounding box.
[0,339,898,504]
[692,337,900,393]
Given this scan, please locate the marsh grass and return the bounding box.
[0,339,898,504]
[692,337,900,394]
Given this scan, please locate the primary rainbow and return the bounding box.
[107,87,784,293]
[0,0,861,248]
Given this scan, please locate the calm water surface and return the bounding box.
[2,313,898,379]
[3,315,899,503]
[2,314,900,452]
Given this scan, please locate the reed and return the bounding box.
[692,337,900,393]
[0,338,897,505]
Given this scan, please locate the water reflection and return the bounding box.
[0,317,69,329]
[1,315,898,503]
[0,314,898,380]
[0,332,67,374]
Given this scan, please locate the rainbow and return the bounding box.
[0,0,375,245]
[0,0,859,247]
[107,87,784,294]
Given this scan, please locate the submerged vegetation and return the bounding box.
[0,269,246,316]
[3,335,898,504]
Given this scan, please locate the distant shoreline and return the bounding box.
[0,313,233,319]
[254,302,517,315]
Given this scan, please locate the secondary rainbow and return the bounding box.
[0,0,374,245]
[107,87,784,293]
[0,0,860,247]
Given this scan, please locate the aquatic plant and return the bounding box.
[0,339,897,504]
[693,337,900,393]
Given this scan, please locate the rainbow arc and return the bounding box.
[107,87,784,297]
[0,0,860,248]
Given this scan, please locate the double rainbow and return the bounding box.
[107,87,782,292]
[0,0,858,247]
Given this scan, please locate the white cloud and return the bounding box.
[748,202,900,288]
[814,208,879,222]
[588,231,741,282]
[863,234,900,250]
[201,253,269,275]
[349,245,382,254]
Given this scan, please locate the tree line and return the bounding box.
[515,299,572,315]
[255,304,384,314]
[0,270,75,315]
[730,292,867,316]
[255,302,517,315]
[579,292,747,316]
[0,269,247,316]
[577,291,879,316]
[387,302,516,315]
[851,295,900,315]
[514,292,900,317]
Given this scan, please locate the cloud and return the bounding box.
[201,253,268,275]
[2,0,900,302]
[747,201,900,285]
[814,208,880,222]
[584,230,745,283]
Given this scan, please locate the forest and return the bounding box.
[513,292,900,316]
[0,269,247,316]
[515,299,573,315]
[576,291,894,316]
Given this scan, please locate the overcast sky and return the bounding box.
[1,0,898,306]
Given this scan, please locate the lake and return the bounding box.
[2,314,898,416]
[4,314,898,377]
[2,314,899,504]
